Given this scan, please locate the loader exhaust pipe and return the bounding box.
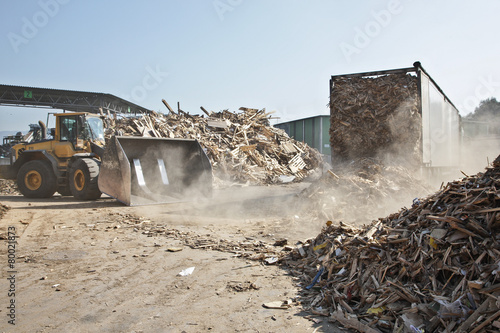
[98,136,212,206]
[38,120,46,140]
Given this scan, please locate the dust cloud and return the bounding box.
[295,97,499,228]
[300,107,499,228]
[130,182,324,244]
[460,132,500,177]
[138,98,432,233]
[296,157,433,228]
[123,138,328,241]
[292,98,433,228]
[130,103,499,238]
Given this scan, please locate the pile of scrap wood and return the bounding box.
[330,73,421,166]
[286,156,500,332]
[0,180,19,195]
[106,105,323,185]
[300,157,432,225]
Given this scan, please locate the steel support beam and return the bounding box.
[0,84,150,114]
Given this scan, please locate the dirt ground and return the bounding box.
[0,184,346,333]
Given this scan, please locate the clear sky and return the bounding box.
[1,0,499,131]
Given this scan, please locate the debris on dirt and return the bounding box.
[286,155,500,332]
[330,73,421,166]
[0,202,10,220]
[262,299,297,310]
[178,266,195,276]
[166,247,183,252]
[273,238,288,247]
[184,235,280,260]
[300,157,432,225]
[0,179,20,195]
[264,257,279,265]
[106,106,324,186]
[227,281,260,292]
[106,211,285,261]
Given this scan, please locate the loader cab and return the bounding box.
[56,113,105,149]
[59,115,78,144]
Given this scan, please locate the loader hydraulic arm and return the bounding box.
[90,142,104,159]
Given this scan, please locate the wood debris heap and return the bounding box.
[0,179,19,195]
[106,106,323,185]
[330,73,421,166]
[286,155,500,332]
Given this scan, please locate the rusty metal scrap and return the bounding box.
[286,156,500,332]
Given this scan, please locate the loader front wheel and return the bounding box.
[17,160,57,198]
[69,158,102,200]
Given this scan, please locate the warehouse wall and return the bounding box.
[274,116,330,156]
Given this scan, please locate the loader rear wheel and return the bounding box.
[17,160,57,198]
[69,158,102,200]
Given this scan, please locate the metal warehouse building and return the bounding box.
[274,115,331,158]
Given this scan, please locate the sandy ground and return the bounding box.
[0,184,345,333]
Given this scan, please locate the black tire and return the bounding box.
[69,158,102,200]
[17,160,57,198]
[57,186,72,196]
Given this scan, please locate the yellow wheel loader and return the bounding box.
[0,112,212,206]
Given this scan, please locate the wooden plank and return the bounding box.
[470,309,500,333]
[162,99,175,114]
[473,207,500,213]
[200,106,211,116]
[330,310,382,333]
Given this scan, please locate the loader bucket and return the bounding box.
[98,136,212,206]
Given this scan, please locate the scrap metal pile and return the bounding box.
[0,144,11,157]
[330,73,421,165]
[286,156,500,332]
[106,106,323,185]
[0,126,43,158]
[300,157,432,225]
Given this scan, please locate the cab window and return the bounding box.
[60,116,78,142]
